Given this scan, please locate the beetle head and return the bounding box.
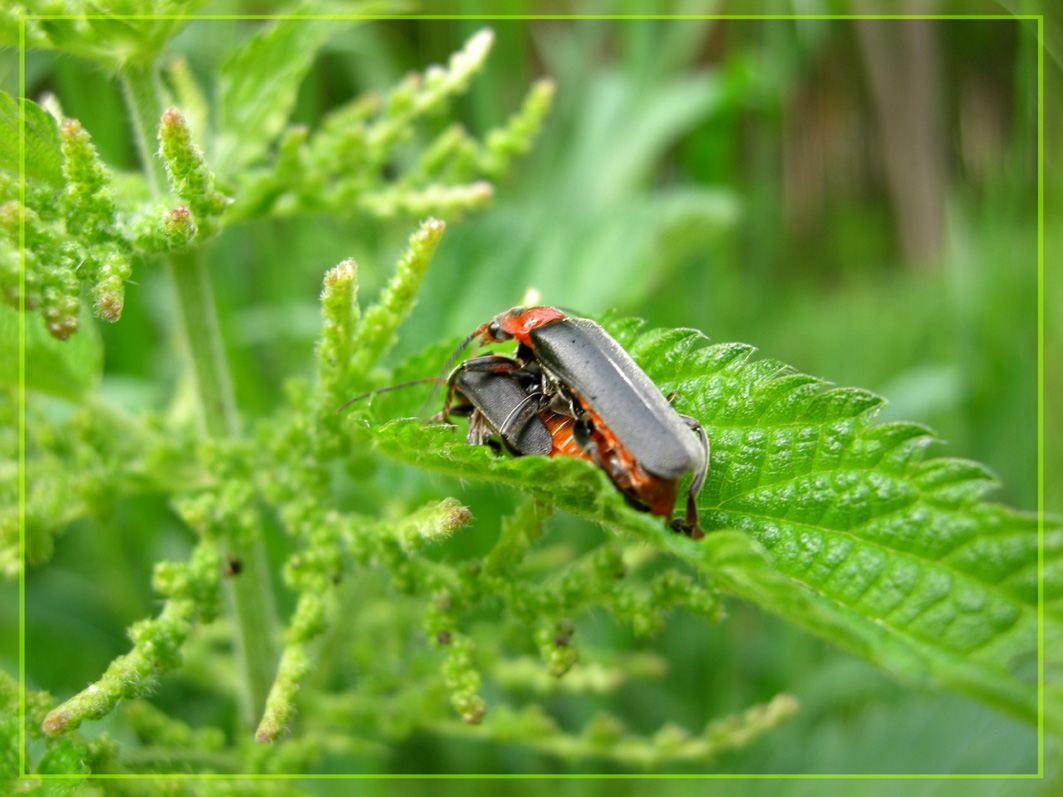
[478,306,566,344]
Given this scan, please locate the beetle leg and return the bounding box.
[669,396,710,535]
[431,354,524,423]
[465,408,506,453]
[466,409,487,445]
[450,354,525,374]
[677,413,709,538]
[497,391,547,440]
[568,407,595,448]
[536,378,581,422]
[669,516,704,540]
[576,431,605,472]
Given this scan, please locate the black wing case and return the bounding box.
[455,370,553,456]
[528,318,703,479]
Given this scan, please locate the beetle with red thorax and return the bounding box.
[438,306,709,539]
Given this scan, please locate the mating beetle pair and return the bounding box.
[431,307,709,539]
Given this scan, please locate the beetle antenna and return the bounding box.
[554,305,585,317]
[336,377,442,414]
[421,328,484,415]
[440,328,483,377]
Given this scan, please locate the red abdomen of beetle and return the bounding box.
[589,412,680,518]
[542,411,589,460]
[545,402,680,519]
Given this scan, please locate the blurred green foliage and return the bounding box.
[2,0,1060,790]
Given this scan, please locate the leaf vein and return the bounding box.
[723,509,1036,625]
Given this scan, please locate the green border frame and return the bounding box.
[17,10,1046,782]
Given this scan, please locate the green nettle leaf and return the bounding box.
[1,3,207,66]
[366,317,1059,734]
[0,302,102,399]
[214,15,357,173]
[0,92,64,186]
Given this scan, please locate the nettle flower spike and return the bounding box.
[479,78,557,179]
[157,107,231,239]
[346,217,446,379]
[60,119,111,202]
[59,117,133,323]
[0,197,81,339]
[316,257,360,410]
[91,249,130,323]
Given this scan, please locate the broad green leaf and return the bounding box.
[214,15,357,174]
[365,317,1060,734]
[0,92,63,186]
[0,302,102,399]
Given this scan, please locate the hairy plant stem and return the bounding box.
[118,63,169,196]
[119,748,242,773]
[118,63,279,729]
[166,249,239,438]
[167,248,279,728]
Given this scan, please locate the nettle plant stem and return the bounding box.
[119,62,279,726]
[118,64,169,197]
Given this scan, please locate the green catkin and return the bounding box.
[347,217,446,378]
[157,107,231,238]
[59,118,132,322]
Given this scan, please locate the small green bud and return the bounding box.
[152,560,188,597]
[424,589,459,644]
[158,205,197,249]
[41,281,80,340]
[385,72,421,118]
[442,634,486,725]
[704,693,800,750]
[158,107,194,172]
[323,257,357,290]
[456,694,487,726]
[396,497,471,553]
[276,125,310,178]
[91,249,131,321]
[172,493,211,534]
[652,722,691,754]
[0,199,21,231]
[536,623,579,678]
[592,545,626,581]
[614,589,662,637]
[583,712,626,746]
[288,592,327,643]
